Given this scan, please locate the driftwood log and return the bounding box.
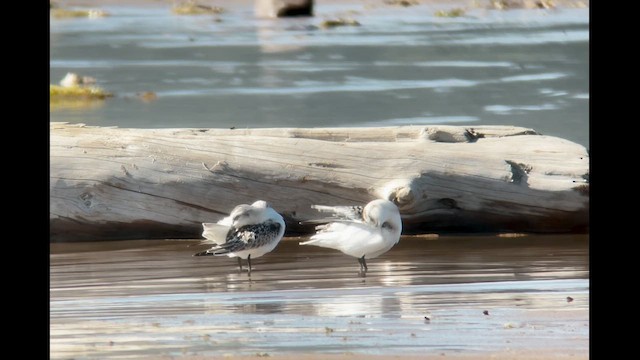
[50,122,589,241]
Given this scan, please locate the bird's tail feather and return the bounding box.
[201,222,230,244]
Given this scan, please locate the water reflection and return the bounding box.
[51,235,588,358]
[256,18,311,54]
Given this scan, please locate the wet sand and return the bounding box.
[153,350,588,360]
[157,351,587,360]
[50,234,588,359]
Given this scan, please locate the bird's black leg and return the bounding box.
[237,257,243,272]
[247,255,252,276]
[357,256,368,277]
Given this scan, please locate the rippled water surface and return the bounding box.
[50,2,589,147]
[50,234,589,359]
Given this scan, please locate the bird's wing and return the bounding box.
[300,205,364,225]
[208,220,283,255]
[299,221,385,258]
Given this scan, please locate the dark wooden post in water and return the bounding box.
[255,0,314,18]
[50,123,589,241]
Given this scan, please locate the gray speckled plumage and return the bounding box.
[193,200,286,275]
[201,221,283,255]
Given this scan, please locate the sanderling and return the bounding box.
[194,200,285,275]
[300,199,402,274]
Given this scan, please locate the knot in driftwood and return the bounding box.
[379,179,417,209]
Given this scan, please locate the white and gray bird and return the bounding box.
[299,199,402,274]
[194,200,286,275]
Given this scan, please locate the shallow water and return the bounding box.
[49,2,589,148]
[50,234,588,359]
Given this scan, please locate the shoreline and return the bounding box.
[52,0,589,9]
[152,352,589,360]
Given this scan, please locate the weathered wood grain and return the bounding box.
[50,122,588,241]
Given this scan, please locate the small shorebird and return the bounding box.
[299,199,402,274]
[193,200,286,275]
